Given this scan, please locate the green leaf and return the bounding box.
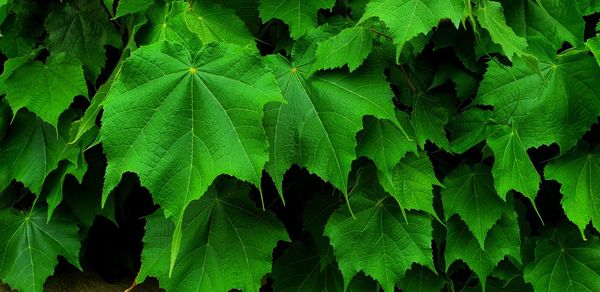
[477,54,600,152]
[0,206,81,292]
[313,26,373,72]
[272,240,344,292]
[356,114,417,199]
[586,34,600,66]
[137,178,288,292]
[183,0,256,46]
[116,0,155,17]
[358,0,464,56]
[101,41,282,225]
[263,52,400,196]
[0,111,69,195]
[441,164,511,249]
[45,0,121,81]
[4,53,87,128]
[544,145,600,236]
[503,0,584,60]
[524,228,600,292]
[258,0,336,38]
[390,152,441,218]
[486,126,540,201]
[399,265,445,292]
[411,94,451,151]
[445,213,521,289]
[476,1,528,60]
[448,108,496,153]
[324,169,434,291]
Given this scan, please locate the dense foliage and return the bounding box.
[1,0,600,291]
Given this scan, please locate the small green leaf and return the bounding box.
[137,178,289,292]
[258,0,336,38]
[4,53,87,128]
[314,26,373,72]
[390,152,441,218]
[45,0,121,80]
[442,164,511,248]
[524,228,600,291]
[0,206,81,292]
[445,213,521,289]
[486,126,540,202]
[324,169,434,291]
[476,1,528,60]
[545,145,600,237]
[358,0,464,57]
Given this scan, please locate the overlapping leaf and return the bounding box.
[477,54,600,152]
[258,0,336,38]
[358,0,464,55]
[545,145,600,236]
[524,228,600,291]
[0,206,81,292]
[324,168,434,291]
[442,164,511,248]
[45,0,121,80]
[263,44,401,196]
[137,179,288,292]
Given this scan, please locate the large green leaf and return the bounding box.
[137,178,288,292]
[324,169,434,291]
[477,54,600,152]
[0,206,81,292]
[100,41,282,225]
[258,0,336,38]
[263,51,400,196]
[4,53,87,128]
[441,164,511,248]
[447,108,496,153]
[358,0,464,56]
[545,145,600,236]
[524,228,600,291]
[45,0,121,80]
[445,213,521,289]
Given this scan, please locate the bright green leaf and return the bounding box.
[476,1,528,60]
[358,0,464,56]
[545,145,600,237]
[263,52,400,196]
[100,41,282,224]
[314,26,373,72]
[4,53,87,128]
[477,53,600,152]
